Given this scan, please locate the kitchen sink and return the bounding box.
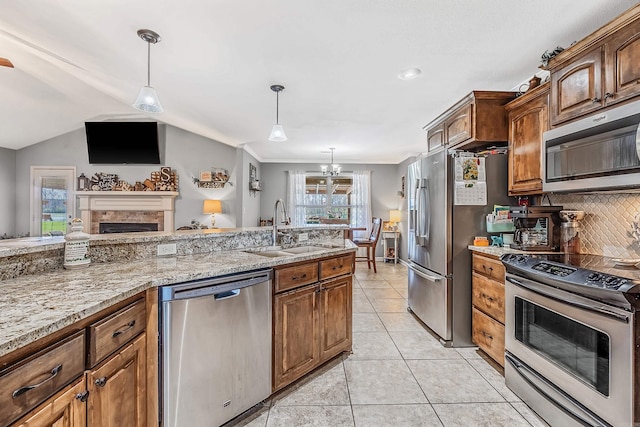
[280,246,327,254]
[246,250,293,258]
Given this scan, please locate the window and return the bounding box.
[30,166,76,237]
[303,176,352,225]
[288,170,371,238]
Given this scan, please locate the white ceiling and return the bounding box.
[0,1,637,164]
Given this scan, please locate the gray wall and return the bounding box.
[235,149,262,228]
[260,162,401,256]
[14,125,239,234]
[0,147,16,237]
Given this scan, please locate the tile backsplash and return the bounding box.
[549,193,640,257]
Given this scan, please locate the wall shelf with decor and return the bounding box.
[193,168,232,189]
[249,163,261,197]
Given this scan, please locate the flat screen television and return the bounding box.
[85,121,161,164]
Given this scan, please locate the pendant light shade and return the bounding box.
[269,84,287,141]
[133,29,164,113]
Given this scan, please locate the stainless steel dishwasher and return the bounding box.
[159,269,272,427]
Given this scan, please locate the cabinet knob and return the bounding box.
[604,92,613,101]
[76,391,90,402]
[591,97,602,103]
[95,377,108,387]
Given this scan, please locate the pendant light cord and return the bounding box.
[276,91,279,124]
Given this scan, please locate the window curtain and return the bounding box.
[350,170,371,239]
[287,170,307,226]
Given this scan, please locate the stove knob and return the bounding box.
[587,273,601,281]
[604,277,620,287]
[516,255,526,263]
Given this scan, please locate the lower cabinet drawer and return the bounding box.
[88,298,146,367]
[274,262,319,293]
[472,307,505,367]
[319,255,352,281]
[0,331,85,427]
[472,272,505,323]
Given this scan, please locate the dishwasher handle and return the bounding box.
[161,269,271,301]
[214,289,240,300]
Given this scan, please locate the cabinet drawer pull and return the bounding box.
[112,320,136,338]
[76,391,90,402]
[291,273,307,280]
[591,97,601,103]
[481,331,494,340]
[12,364,63,398]
[482,265,493,272]
[95,377,108,387]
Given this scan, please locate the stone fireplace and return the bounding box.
[77,191,178,234]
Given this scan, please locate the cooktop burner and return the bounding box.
[501,253,640,309]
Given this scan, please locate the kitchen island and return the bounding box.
[0,226,355,427]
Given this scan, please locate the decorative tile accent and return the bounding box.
[551,193,640,257]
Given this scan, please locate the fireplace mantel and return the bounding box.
[77,191,179,234]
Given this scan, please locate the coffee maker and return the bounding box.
[509,206,563,251]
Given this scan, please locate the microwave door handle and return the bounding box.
[505,275,629,323]
[505,354,613,427]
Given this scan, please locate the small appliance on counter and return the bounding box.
[509,206,562,251]
[559,210,585,254]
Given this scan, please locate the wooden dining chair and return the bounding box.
[353,217,382,273]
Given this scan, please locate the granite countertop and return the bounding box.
[0,242,355,358]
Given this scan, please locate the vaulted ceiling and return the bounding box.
[0,1,636,164]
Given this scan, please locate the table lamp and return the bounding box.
[203,199,222,228]
[389,210,401,231]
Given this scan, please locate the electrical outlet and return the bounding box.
[157,243,177,256]
[298,233,309,242]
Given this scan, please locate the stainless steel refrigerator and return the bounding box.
[407,149,510,347]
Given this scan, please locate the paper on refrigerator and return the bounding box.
[454,155,487,205]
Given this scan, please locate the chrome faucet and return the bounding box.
[273,198,290,245]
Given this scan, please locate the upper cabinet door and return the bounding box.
[550,47,603,126]
[427,121,445,152]
[507,85,549,195]
[604,22,640,106]
[446,103,473,146]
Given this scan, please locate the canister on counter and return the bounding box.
[64,218,91,269]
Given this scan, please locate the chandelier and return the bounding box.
[321,148,341,176]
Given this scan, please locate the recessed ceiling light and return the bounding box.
[398,68,422,80]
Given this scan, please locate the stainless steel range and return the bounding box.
[501,253,640,427]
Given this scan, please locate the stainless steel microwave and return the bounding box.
[543,99,640,192]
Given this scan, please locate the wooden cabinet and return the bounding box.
[319,277,352,361]
[13,378,87,427]
[604,23,640,106]
[505,83,549,195]
[547,4,640,126]
[549,47,603,125]
[272,253,353,391]
[273,284,320,390]
[471,253,506,367]
[423,91,516,152]
[426,121,445,151]
[87,333,146,427]
[1,294,148,427]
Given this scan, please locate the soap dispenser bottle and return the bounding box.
[64,218,91,269]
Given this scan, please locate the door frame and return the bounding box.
[30,166,76,237]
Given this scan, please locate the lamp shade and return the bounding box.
[133,85,164,113]
[203,199,222,214]
[269,124,287,142]
[389,210,402,223]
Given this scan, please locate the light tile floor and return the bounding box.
[228,262,549,427]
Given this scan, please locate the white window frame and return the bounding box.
[30,166,76,237]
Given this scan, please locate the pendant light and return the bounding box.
[321,148,341,176]
[133,29,164,113]
[269,84,287,141]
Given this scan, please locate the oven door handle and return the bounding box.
[505,353,612,427]
[505,275,630,324]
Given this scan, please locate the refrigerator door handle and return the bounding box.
[416,179,429,246]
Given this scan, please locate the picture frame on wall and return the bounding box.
[199,171,212,182]
[382,221,394,232]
